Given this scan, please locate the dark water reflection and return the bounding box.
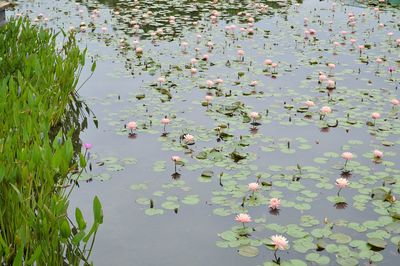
[80,0,289,39]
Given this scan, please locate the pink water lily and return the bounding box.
[161,116,170,132]
[171,156,181,173]
[249,112,260,124]
[271,235,288,250]
[336,178,349,196]
[161,117,170,125]
[271,234,289,260]
[371,112,381,119]
[305,100,315,107]
[371,112,381,126]
[183,134,195,144]
[268,198,281,210]
[373,150,383,159]
[248,182,260,192]
[326,79,335,89]
[135,47,143,54]
[127,121,137,134]
[171,156,180,162]
[391,99,399,106]
[341,152,353,160]
[336,178,349,189]
[235,213,251,228]
[320,106,331,117]
[341,152,353,170]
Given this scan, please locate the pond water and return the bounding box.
[9,0,400,265]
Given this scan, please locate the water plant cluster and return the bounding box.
[0,19,101,265]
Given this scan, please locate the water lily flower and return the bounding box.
[341,152,353,161]
[235,213,251,228]
[248,182,260,192]
[391,98,399,107]
[305,100,315,107]
[371,112,381,119]
[327,79,335,89]
[127,121,137,133]
[161,116,170,132]
[304,30,310,39]
[135,47,143,54]
[205,95,213,102]
[171,156,180,162]
[190,58,198,65]
[157,76,166,86]
[171,156,181,173]
[271,235,288,250]
[268,198,281,210]
[373,150,383,159]
[264,59,273,66]
[336,178,349,196]
[271,63,278,73]
[249,112,260,123]
[336,178,349,189]
[371,112,380,125]
[320,106,331,115]
[319,73,327,83]
[341,152,353,169]
[183,134,195,145]
[237,49,245,56]
[358,45,365,56]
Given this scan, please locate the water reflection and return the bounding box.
[79,0,289,40]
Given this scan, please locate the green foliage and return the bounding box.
[0,18,100,265]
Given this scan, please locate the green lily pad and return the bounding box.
[237,246,259,257]
[367,238,387,249]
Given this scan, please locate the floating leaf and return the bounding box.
[367,238,387,249]
[237,246,259,257]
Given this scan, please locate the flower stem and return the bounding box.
[274,249,278,261]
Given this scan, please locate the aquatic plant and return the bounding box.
[0,18,101,265]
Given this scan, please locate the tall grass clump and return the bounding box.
[0,18,102,265]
